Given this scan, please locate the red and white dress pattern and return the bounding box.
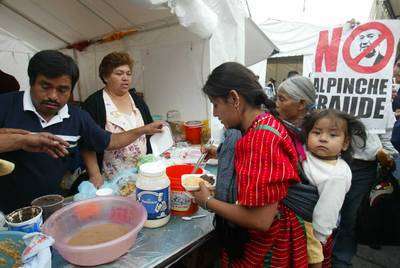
[221,112,308,268]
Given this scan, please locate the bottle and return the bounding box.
[136,162,170,228]
[166,110,184,142]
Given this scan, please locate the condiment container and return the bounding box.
[136,162,170,228]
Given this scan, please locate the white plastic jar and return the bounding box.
[136,162,170,228]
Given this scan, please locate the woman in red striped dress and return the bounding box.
[192,62,308,267]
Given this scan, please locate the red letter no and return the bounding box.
[315,27,343,72]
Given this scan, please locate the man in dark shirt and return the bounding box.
[0,50,163,213]
[392,55,400,117]
[0,69,20,94]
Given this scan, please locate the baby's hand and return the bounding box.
[377,149,394,169]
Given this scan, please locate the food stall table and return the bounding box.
[52,166,218,267]
[52,208,214,267]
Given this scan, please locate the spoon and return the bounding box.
[191,139,214,174]
[181,214,206,221]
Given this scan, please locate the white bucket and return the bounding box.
[6,206,43,233]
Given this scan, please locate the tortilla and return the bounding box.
[0,159,14,176]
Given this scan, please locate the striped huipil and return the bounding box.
[221,112,308,268]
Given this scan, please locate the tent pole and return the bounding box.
[77,0,118,31]
[72,49,83,102]
[245,0,253,18]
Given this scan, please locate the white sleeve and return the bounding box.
[379,103,398,156]
[352,132,381,161]
[379,130,398,156]
[312,169,351,242]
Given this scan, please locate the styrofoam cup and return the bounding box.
[96,188,114,197]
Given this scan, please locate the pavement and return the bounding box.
[353,245,400,267]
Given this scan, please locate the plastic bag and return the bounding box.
[171,0,218,38]
[112,168,138,197]
[22,232,54,268]
[73,181,119,201]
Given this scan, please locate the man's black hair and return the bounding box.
[28,50,79,89]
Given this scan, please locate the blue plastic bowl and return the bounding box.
[0,231,26,267]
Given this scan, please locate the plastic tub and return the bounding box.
[31,194,64,220]
[184,121,203,145]
[166,165,202,216]
[6,206,43,233]
[42,196,147,266]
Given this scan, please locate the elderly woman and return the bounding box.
[82,52,156,188]
[275,76,331,266]
[276,75,316,128]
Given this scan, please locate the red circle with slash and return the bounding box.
[342,21,394,73]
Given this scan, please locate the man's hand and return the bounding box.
[21,133,70,158]
[376,149,394,169]
[142,121,164,135]
[0,128,31,135]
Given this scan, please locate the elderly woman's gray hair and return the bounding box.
[278,76,316,108]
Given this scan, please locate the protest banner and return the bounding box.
[310,20,400,133]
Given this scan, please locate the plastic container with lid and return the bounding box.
[136,162,170,228]
[184,121,203,144]
[166,164,203,216]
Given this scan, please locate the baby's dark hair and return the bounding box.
[303,109,367,161]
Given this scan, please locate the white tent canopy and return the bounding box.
[258,19,325,78]
[258,19,324,58]
[0,29,35,91]
[0,0,276,143]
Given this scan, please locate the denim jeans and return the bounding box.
[332,160,378,267]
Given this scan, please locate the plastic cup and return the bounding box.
[31,194,64,220]
[6,206,43,233]
[184,121,203,145]
[96,188,114,197]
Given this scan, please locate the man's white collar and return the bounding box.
[23,90,70,128]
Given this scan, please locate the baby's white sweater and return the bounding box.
[302,151,352,243]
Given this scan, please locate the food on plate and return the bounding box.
[200,174,215,185]
[182,174,215,190]
[68,223,129,246]
[0,239,23,268]
[119,181,136,197]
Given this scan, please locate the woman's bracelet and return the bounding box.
[204,195,214,211]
